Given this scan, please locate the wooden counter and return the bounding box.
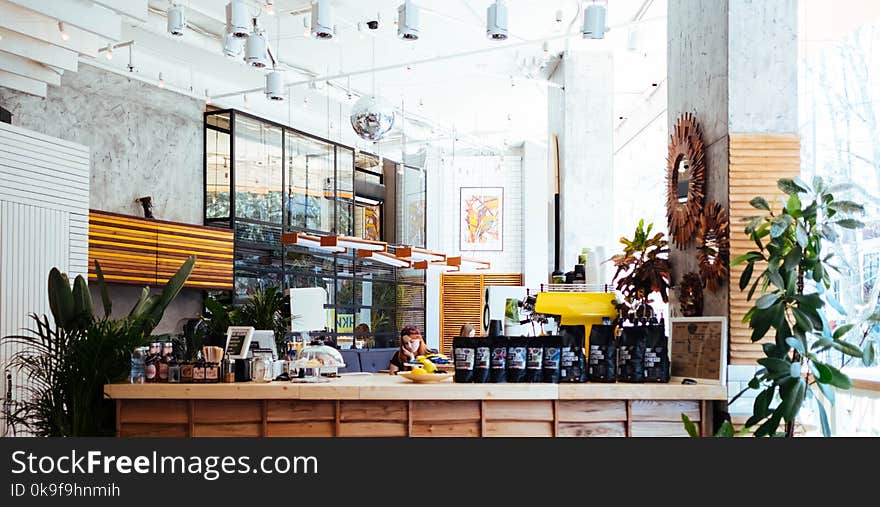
[106,375,727,438]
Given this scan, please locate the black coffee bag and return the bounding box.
[618,326,646,383]
[452,337,476,383]
[524,338,544,383]
[489,336,508,383]
[587,324,617,382]
[542,336,562,383]
[473,339,491,383]
[559,327,587,383]
[506,337,528,383]
[643,325,670,383]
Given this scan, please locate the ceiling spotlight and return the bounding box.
[367,13,380,30]
[225,0,251,38]
[104,43,113,60]
[58,21,70,41]
[553,9,564,32]
[486,1,508,41]
[167,4,186,36]
[265,0,274,16]
[223,31,244,57]
[245,29,269,68]
[397,1,419,41]
[582,3,607,39]
[158,72,165,88]
[205,89,212,105]
[310,0,334,39]
[265,70,285,101]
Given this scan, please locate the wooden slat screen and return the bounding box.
[88,210,234,290]
[728,134,800,364]
[439,273,523,356]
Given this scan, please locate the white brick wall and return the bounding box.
[436,154,525,275]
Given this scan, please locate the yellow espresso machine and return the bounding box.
[533,290,619,347]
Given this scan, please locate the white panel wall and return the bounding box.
[0,122,89,436]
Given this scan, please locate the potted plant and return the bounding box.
[610,219,672,322]
[239,286,289,356]
[2,257,194,436]
[733,177,877,436]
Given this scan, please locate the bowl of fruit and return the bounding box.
[398,368,453,383]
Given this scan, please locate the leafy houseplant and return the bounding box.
[3,257,194,436]
[734,177,876,437]
[611,219,672,321]
[239,286,289,355]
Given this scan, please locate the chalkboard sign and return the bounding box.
[670,317,727,384]
[225,326,255,360]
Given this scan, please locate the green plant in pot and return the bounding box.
[610,219,672,322]
[239,286,289,356]
[733,177,876,437]
[2,256,194,436]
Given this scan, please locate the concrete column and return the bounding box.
[522,141,549,289]
[548,50,614,280]
[667,0,798,317]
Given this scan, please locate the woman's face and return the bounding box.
[402,334,422,352]
[468,329,476,337]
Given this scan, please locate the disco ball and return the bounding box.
[350,95,396,141]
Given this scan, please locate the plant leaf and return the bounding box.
[831,339,863,358]
[824,292,846,316]
[863,340,876,367]
[832,323,855,340]
[835,218,865,229]
[785,337,805,355]
[780,377,806,423]
[715,420,735,438]
[826,364,852,390]
[778,178,806,195]
[47,268,74,329]
[681,413,699,438]
[750,196,770,211]
[93,260,112,317]
[756,293,780,310]
[770,215,793,238]
[754,411,783,437]
[739,261,755,291]
[815,397,831,437]
[758,357,793,379]
[828,200,865,214]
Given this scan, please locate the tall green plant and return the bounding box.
[238,286,289,355]
[3,256,195,436]
[733,177,876,437]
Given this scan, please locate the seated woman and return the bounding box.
[388,325,433,374]
[459,323,476,338]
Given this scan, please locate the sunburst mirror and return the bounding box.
[696,201,729,292]
[667,113,706,249]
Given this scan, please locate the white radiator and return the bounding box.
[0,122,89,436]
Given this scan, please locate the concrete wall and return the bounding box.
[522,141,549,289]
[548,51,615,278]
[667,0,730,317]
[1,63,205,334]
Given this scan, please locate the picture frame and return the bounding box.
[460,186,503,251]
[225,326,255,361]
[670,316,728,384]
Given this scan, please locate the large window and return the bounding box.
[204,109,426,347]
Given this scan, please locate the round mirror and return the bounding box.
[697,201,729,292]
[667,113,706,249]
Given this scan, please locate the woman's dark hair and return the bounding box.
[400,325,421,337]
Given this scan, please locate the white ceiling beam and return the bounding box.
[0,69,47,97]
[92,0,147,24]
[0,0,102,57]
[5,0,121,41]
[0,28,78,72]
[0,50,61,85]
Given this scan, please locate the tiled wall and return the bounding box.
[727,364,761,415]
[437,154,524,275]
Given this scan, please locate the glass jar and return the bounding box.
[130,347,147,384]
[252,355,273,383]
[168,359,181,383]
[180,362,194,383]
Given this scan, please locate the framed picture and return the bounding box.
[225,326,255,360]
[460,187,503,251]
[670,316,728,384]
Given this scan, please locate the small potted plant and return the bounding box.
[610,219,672,322]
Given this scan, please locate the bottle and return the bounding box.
[222,356,235,383]
[144,342,161,383]
[158,342,173,382]
[130,347,147,384]
[168,357,181,383]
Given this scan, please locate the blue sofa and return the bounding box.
[337,348,398,374]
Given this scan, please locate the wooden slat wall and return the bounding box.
[439,273,523,356]
[729,134,801,364]
[88,210,234,290]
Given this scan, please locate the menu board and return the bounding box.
[225,326,255,360]
[670,317,727,384]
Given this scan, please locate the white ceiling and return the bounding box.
[1,0,668,151]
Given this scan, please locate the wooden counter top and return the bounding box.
[105,374,727,401]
